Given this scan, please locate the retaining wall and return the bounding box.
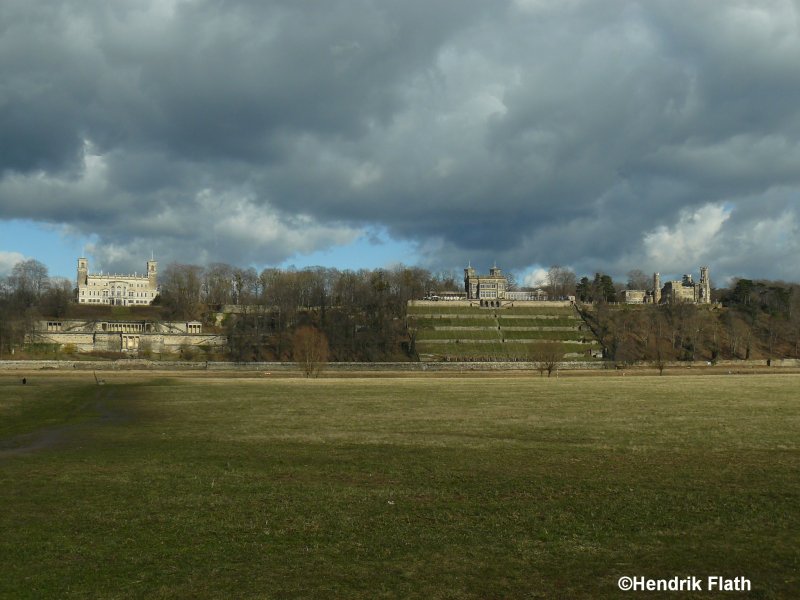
[408,300,574,308]
[1,358,798,373]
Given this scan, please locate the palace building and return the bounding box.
[464,263,508,301]
[463,263,553,307]
[76,257,159,306]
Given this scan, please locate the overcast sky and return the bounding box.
[1,0,799,286]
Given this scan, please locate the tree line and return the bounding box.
[0,259,74,356]
[2,258,800,363]
[580,279,800,365]
[0,260,458,361]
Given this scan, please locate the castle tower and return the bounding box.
[653,272,661,304]
[147,258,158,289]
[464,263,477,298]
[699,266,711,304]
[77,257,88,286]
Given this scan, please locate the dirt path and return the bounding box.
[0,386,127,459]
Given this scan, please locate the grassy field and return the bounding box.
[497,317,580,327]
[1,373,798,598]
[415,329,501,341]
[501,330,585,341]
[409,317,496,327]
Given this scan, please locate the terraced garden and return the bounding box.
[407,302,600,361]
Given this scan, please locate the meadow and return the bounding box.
[1,373,798,598]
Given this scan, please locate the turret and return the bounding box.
[147,258,158,288]
[699,266,711,303]
[464,262,476,297]
[77,257,88,286]
[653,272,661,304]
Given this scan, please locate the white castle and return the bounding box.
[76,256,159,306]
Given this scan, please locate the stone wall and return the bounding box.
[28,331,226,355]
[2,358,797,372]
[409,300,574,308]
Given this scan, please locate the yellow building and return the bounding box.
[76,257,159,306]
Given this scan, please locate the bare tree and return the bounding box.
[234,267,259,305]
[645,308,674,373]
[203,263,236,305]
[547,265,577,299]
[39,276,73,318]
[528,342,565,377]
[648,340,669,375]
[293,326,329,377]
[505,270,519,292]
[160,263,204,319]
[723,311,744,358]
[765,313,784,360]
[8,259,50,306]
[626,269,651,291]
[790,290,800,357]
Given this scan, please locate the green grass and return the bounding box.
[407,305,489,315]
[416,329,501,341]
[499,306,576,315]
[1,374,798,598]
[497,317,580,327]
[408,317,496,328]
[501,330,585,341]
[0,381,102,442]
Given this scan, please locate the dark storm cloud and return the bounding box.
[1,0,799,281]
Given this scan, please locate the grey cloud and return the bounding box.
[1,0,800,281]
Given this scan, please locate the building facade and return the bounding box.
[464,264,508,301]
[658,266,712,304]
[619,267,712,305]
[462,264,556,306]
[618,289,647,304]
[31,319,224,355]
[77,257,159,306]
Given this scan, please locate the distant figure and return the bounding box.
[22,378,26,385]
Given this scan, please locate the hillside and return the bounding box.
[407,302,600,362]
[579,302,800,363]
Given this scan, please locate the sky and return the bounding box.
[1,0,800,287]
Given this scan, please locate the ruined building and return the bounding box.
[621,267,712,304]
[656,266,712,304]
